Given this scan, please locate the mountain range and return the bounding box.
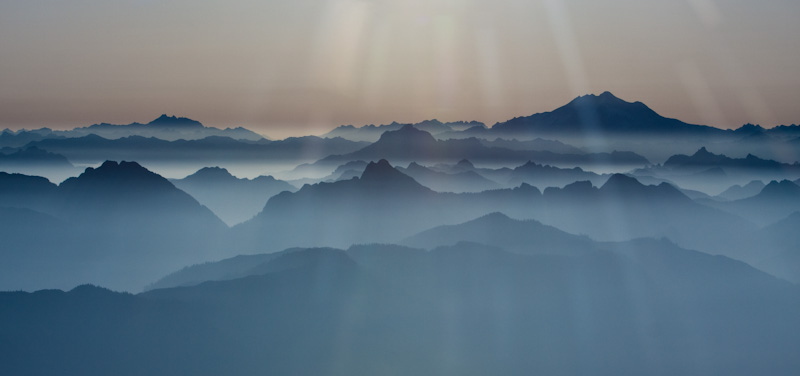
[323,119,487,142]
[0,115,264,145]
[2,242,798,375]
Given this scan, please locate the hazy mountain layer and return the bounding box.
[0,162,230,291]
[171,167,296,225]
[2,244,798,375]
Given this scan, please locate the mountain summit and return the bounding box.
[491,91,720,136]
[359,159,429,192]
[147,114,204,128]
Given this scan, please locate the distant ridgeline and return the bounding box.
[1,114,265,144]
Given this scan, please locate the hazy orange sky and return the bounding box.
[1,0,799,139]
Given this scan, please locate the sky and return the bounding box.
[1,0,799,139]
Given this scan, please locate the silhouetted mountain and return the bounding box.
[0,146,78,181]
[712,180,800,225]
[532,174,758,260]
[236,163,754,264]
[323,119,486,142]
[0,128,65,148]
[716,180,766,201]
[0,161,230,291]
[733,123,766,136]
[0,171,58,211]
[450,158,476,172]
[3,243,799,375]
[233,160,541,251]
[0,146,71,167]
[664,147,796,172]
[396,162,501,193]
[171,167,296,225]
[488,91,722,136]
[2,116,265,144]
[761,123,800,139]
[146,252,287,290]
[633,147,800,194]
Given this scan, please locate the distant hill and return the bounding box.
[0,161,230,291]
[0,171,59,211]
[711,180,800,226]
[716,180,766,201]
[171,167,296,225]
[0,146,78,181]
[62,115,263,141]
[664,147,798,172]
[3,243,799,375]
[403,212,595,256]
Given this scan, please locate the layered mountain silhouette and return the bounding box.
[0,171,59,211]
[396,162,501,193]
[506,160,605,188]
[664,147,799,173]
[710,180,800,225]
[633,147,800,194]
[171,167,296,225]
[0,146,78,182]
[716,180,766,201]
[475,91,723,137]
[0,161,229,291]
[3,92,800,375]
[3,243,799,375]
[0,146,72,167]
[318,125,649,168]
[234,162,757,264]
[403,212,595,255]
[25,134,368,166]
[324,119,486,142]
[31,115,263,141]
[233,159,543,250]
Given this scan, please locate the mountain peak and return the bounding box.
[187,166,235,180]
[61,160,169,191]
[598,91,619,100]
[492,91,715,135]
[601,174,646,191]
[360,159,401,181]
[148,115,204,128]
[360,159,428,191]
[474,212,513,223]
[571,91,626,106]
[693,147,713,157]
[376,125,437,145]
[759,180,800,197]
